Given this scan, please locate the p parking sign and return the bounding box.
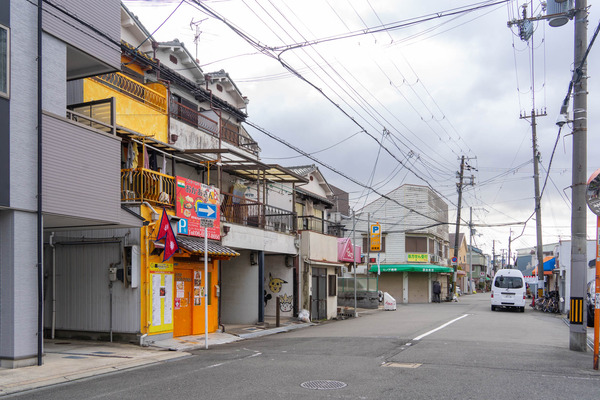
[370,223,381,252]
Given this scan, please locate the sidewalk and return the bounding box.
[0,319,314,397]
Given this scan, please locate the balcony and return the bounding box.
[297,215,336,235]
[221,192,295,233]
[121,168,174,207]
[67,98,116,134]
[221,126,259,155]
[170,99,219,136]
[92,73,167,113]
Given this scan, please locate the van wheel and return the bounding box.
[491,305,496,311]
[520,307,525,313]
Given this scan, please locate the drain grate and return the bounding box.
[300,380,347,390]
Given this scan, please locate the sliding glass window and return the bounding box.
[0,24,9,98]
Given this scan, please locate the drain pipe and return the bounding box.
[49,232,56,339]
[36,0,44,366]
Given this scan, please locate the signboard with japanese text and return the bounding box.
[370,223,381,252]
[175,177,220,240]
[407,253,429,263]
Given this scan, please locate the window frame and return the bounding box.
[328,274,336,297]
[0,23,9,99]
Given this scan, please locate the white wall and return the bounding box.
[220,250,258,324]
[264,255,294,318]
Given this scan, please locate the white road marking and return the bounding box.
[413,314,469,341]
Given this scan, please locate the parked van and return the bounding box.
[491,269,526,312]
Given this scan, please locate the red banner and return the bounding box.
[175,177,220,240]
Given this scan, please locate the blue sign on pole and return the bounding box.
[195,202,217,219]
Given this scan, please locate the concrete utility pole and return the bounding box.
[569,0,588,351]
[452,157,465,298]
[452,156,475,297]
[469,207,473,293]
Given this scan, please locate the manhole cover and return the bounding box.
[300,380,347,390]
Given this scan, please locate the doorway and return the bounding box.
[311,267,327,320]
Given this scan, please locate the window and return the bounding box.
[405,236,426,253]
[0,24,9,98]
[328,275,336,296]
[494,276,523,289]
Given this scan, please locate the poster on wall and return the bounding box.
[175,177,220,239]
[149,263,174,333]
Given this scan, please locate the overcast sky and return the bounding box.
[123,0,600,259]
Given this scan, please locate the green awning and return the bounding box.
[369,264,454,273]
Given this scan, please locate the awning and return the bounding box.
[543,256,556,271]
[177,236,240,259]
[369,264,454,273]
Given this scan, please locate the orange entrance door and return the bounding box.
[174,269,193,337]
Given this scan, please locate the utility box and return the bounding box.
[383,292,396,311]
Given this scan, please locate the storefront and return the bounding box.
[369,264,454,303]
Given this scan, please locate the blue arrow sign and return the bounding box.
[195,202,217,219]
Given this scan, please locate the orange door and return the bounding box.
[174,269,193,337]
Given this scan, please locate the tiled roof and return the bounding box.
[177,236,239,258]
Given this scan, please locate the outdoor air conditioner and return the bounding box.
[430,254,439,263]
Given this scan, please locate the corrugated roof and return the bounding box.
[177,236,239,258]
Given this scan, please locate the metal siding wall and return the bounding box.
[0,1,8,207]
[42,114,122,223]
[66,79,84,104]
[41,0,120,70]
[9,1,38,211]
[54,243,139,333]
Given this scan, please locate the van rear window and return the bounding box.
[494,276,523,289]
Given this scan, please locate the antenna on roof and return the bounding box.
[190,18,208,63]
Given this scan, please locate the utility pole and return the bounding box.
[452,156,476,298]
[508,2,547,297]
[492,240,496,273]
[569,0,588,352]
[508,230,512,268]
[468,207,473,294]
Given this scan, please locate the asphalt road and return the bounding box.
[8,293,600,399]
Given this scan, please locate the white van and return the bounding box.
[491,269,526,312]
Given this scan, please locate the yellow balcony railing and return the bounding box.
[93,73,167,114]
[121,168,174,207]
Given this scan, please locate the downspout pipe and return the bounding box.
[49,232,55,339]
[37,0,44,366]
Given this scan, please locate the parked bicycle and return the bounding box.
[533,291,561,313]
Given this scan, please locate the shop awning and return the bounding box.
[368,264,454,273]
[177,236,240,259]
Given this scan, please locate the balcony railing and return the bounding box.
[66,98,116,135]
[221,192,295,232]
[221,126,260,155]
[93,73,167,114]
[169,99,219,136]
[297,215,335,235]
[121,168,174,207]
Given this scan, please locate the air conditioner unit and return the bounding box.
[430,255,439,263]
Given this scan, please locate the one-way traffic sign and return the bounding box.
[195,203,217,219]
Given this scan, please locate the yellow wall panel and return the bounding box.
[83,79,169,143]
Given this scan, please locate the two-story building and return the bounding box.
[288,165,342,320]
[346,184,452,304]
